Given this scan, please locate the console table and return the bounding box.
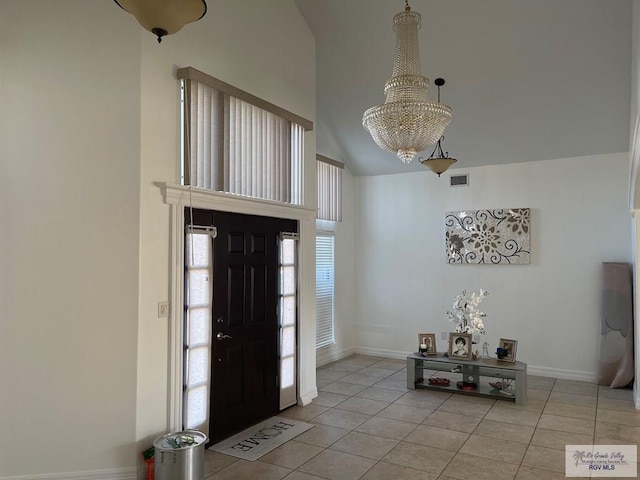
[407,353,528,404]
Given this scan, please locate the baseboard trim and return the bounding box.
[349,346,598,382]
[1,468,136,480]
[316,345,357,367]
[352,346,408,361]
[527,365,597,383]
[299,386,318,406]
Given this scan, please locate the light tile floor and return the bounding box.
[204,355,639,480]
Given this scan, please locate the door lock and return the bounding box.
[216,332,232,340]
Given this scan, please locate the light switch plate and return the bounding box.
[158,301,169,318]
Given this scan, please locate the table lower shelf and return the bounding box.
[413,379,516,402]
[407,353,527,404]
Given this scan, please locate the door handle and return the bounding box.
[216,332,232,340]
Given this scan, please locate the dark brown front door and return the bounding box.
[202,210,297,443]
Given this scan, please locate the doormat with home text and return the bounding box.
[208,416,313,461]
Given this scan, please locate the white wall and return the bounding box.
[632,0,640,137]
[135,0,316,466]
[0,0,141,477]
[317,167,357,366]
[0,0,315,478]
[354,153,631,379]
[629,0,640,406]
[631,0,640,209]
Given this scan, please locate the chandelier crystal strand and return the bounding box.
[362,3,452,164]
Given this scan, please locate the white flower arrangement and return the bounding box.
[447,289,489,335]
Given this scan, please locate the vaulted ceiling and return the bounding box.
[295,0,632,176]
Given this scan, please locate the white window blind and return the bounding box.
[179,67,312,205]
[229,97,296,203]
[317,155,343,222]
[188,81,222,190]
[316,233,335,348]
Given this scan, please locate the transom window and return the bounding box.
[316,155,343,222]
[179,67,312,205]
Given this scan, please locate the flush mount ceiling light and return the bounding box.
[362,0,452,164]
[114,0,207,43]
[420,78,458,176]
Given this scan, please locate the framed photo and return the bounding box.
[497,338,518,362]
[418,333,437,355]
[448,333,472,360]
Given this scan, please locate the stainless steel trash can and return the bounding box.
[154,430,207,480]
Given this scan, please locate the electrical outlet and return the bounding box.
[441,331,449,341]
[158,301,169,318]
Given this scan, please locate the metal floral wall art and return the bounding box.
[445,208,530,264]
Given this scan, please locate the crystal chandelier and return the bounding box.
[114,0,207,43]
[362,1,452,164]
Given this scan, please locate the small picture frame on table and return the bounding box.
[497,338,518,362]
[418,333,437,355]
[448,333,472,360]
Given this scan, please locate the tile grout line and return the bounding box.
[297,359,400,480]
[326,358,537,479]
[512,376,556,479]
[207,357,637,479]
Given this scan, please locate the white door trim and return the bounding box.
[159,183,318,431]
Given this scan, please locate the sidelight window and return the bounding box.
[183,230,213,434]
[279,233,298,409]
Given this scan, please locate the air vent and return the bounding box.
[450,174,469,187]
